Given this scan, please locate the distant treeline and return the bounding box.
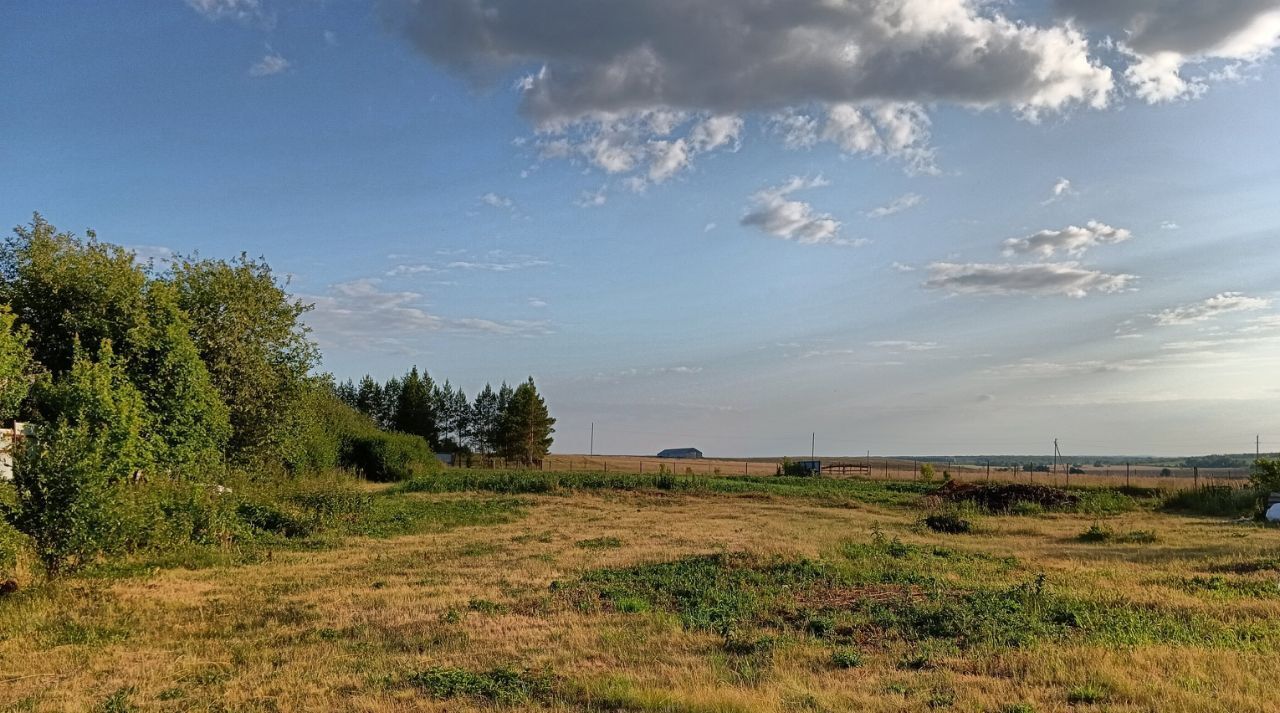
[332,371,555,463]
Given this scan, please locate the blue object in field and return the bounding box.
[796,460,821,475]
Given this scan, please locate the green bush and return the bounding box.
[1162,485,1258,518]
[343,431,436,482]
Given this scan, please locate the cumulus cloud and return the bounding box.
[741,177,852,246]
[249,52,290,77]
[394,0,1113,122]
[867,193,923,218]
[924,262,1136,297]
[1002,220,1133,258]
[1055,0,1280,102]
[390,0,1114,179]
[1152,292,1273,326]
[529,112,743,187]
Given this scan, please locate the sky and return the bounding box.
[4,0,1280,457]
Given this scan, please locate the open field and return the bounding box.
[3,471,1279,712]
[540,454,1251,491]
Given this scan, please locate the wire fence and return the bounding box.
[448,452,1265,492]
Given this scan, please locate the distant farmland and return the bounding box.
[539,453,1252,490]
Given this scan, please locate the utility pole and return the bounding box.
[1055,438,1064,486]
[590,422,594,456]
[811,432,815,460]
[1258,434,1262,459]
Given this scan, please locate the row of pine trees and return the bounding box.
[333,370,554,464]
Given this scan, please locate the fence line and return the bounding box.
[446,453,1260,491]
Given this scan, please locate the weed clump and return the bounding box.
[830,647,863,668]
[406,666,552,704]
[923,513,973,534]
[936,481,1079,513]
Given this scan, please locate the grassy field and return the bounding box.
[3,471,1279,712]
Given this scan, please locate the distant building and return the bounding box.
[0,422,33,482]
[657,447,703,459]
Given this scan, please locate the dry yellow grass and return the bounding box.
[2,485,1278,712]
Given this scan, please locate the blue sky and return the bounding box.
[4,0,1280,457]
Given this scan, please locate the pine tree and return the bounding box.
[354,375,383,422]
[380,376,402,430]
[470,383,500,454]
[394,366,438,447]
[498,377,555,465]
[334,378,358,409]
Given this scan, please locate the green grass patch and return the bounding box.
[1075,524,1157,544]
[399,470,933,508]
[406,666,553,704]
[576,536,625,550]
[562,534,1275,655]
[1177,575,1280,599]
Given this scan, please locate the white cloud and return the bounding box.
[1002,221,1132,258]
[1042,177,1077,204]
[445,257,551,272]
[870,340,942,352]
[249,52,290,77]
[480,192,514,209]
[303,279,552,349]
[867,193,923,218]
[1152,292,1273,326]
[185,0,260,22]
[1160,220,1180,230]
[385,264,436,277]
[527,297,548,308]
[891,262,917,273]
[1055,0,1280,102]
[741,176,853,246]
[989,357,1155,378]
[924,262,1136,298]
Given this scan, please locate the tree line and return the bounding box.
[0,214,554,574]
[333,372,554,464]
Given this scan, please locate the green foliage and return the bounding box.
[129,283,229,474]
[1250,459,1280,499]
[0,214,150,377]
[0,304,36,420]
[10,419,130,574]
[170,253,317,467]
[920,463,936,482]
[499,377,555,465]
[344,430,436,482]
